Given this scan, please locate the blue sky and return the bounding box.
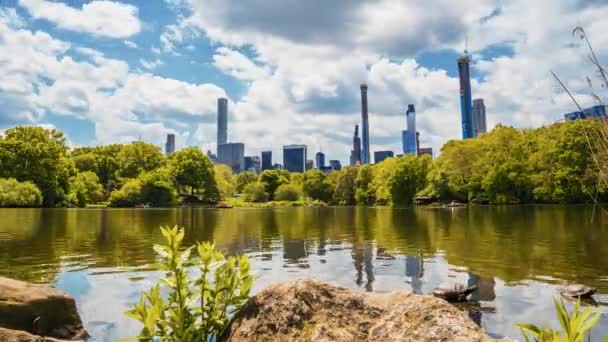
[0,0,606,164]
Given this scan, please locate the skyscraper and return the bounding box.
[472,99,487,137]
[283,145,307,173]
[217,98,228,148]
[165,133,175,155]
[244,156,261,174]
[458,53,474,139]
[261,151,272,171]
[315,152,325,169]
[306,160,314,171]
[218,142,244,174]
[360,84,370,164]
[329,160,342,171]
[402,104,417,155]
[350,125,361,166]
[374,150,394,164]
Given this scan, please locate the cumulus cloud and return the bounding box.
[18,0,141,38]
[139,58,163,70]
[212,48,270,81]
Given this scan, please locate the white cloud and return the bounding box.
[18,0,141,38]
[0,7,26,28]
[139,58,163,70]
[212,47,270,81]
[124,40,138,49]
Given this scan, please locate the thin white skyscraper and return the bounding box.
[472,99,487,137]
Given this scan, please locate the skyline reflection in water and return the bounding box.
[0,206,607,340]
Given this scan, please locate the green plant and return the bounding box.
[243,182,269,202]
[274,184,300,201]
[125,226,253,341]
[517,298,601,342]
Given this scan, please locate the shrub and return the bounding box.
[139,171,178,207]
[67,171,103,207]
[125,226,253,341]
[0,178,43,207]
[243,182,269,202]
[108,179,142,207]
[274,184,300,201]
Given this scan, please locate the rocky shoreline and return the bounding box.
[0,276,504,341]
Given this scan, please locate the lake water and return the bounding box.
[0,206,607,340]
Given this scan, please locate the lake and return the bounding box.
[0,206,607,340]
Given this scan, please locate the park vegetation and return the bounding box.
[0,118,606,208]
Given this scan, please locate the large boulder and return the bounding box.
[223,279,505,341]
[0,277,87,340]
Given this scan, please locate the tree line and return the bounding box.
[0,119,605,208]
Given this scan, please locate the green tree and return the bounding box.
[168,147,218,200]
[235,172,258,193]
[214,164,235,200]
[139,170,178,207]
[355,165,375,205]
[67,171,104,207]
[0,178,43,207]
[243,182,269,202]
[108,179,142,207]
[0,126,70,206]
[333,167,359,205]
[274,184,301,201]
[258,169,289,200]
[71,144,124,194]
[302,169,333,202]
[390,156,429,206]
[116,142,165,179]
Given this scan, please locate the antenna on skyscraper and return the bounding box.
[464,34,469,56]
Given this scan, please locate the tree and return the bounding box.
[302,169,333,202]
[214,164,235,200]
[333,167,359,205]
[108,179,142,207]
[71,144,124,194]
[390,156,429,206]
[139,170,178,207]
[68,171,104,207]
[243,182,269,202]
[258,169,289,200]
[355,165,375,205]
[169,147,218,200]
[235,172,258,193]
[274,184,301,201]
[0,178,43,207]
[0,126,70,206]
[116,142,165,179]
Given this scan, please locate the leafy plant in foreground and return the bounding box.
[125,226,253,341]
[517,298,601,342]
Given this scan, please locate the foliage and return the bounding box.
[243,182,269,203]
[116,142,165,179]
[258,169,290,200]
[139,170,178,207]
[125,226,253,341]
[67,171,104,207]
[71,144,124,195]
[0,178,43,207]
[289,172,304,187]
[214,164,235,200]
[517,298,601,342]
[169,147,219,201]
[302,169,334,202]
[274,184,301,202]
[235,172,258,193]
[355,165,375,205]
[108,178,142,207]
[333,167,359,205]
[390,155,430,206]
[0,126,70,206]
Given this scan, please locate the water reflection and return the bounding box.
[0,206,607,340]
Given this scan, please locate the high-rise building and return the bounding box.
[244,156,261,174]
[218,142,244,174]
[458,53,474,139]
[350,125,361,166]
[261,151,272,171]
[206,150,217,162]
[165,133,175,155]
[374,150,394,164]
[360,84,370,164]
[315,152,325,169]
[402,104,417,155]
[217,98,228,148]
[472,99,487,137]
[283,145,307,173]
[564,104,607,121]
[418,147,433,157]
[306,160,314,171]
[329,160,342,171]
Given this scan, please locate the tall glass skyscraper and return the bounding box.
[217,98,228,147]
[350,125,361,166]
[402,104,417,155]
[458,53,474,139]
[164,133,175,155]
[218,142,244,174]
[261,151,272,171]
[472,99,487,137]
[360,84,370,164]
[283,145,307,173]
[315,152,325,169]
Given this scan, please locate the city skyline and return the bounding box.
[1,1,607,166]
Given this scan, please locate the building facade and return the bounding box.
[329,160,342,171]
[283,145,307,173]
[165,133,175,155]
[217,98,228,148]
[360,84,370,164]
[350,125,361,166]
[315,152,325,169]
[402,104,417,155]
[374,150,394,164]
[218,142,244,174]
[564,104,607,121]
[472,99,487,137]
[418,147,433,157]
[306,160,314,171]
[261,151,272,171]
[458,54,474,139]
[244,156,261,174]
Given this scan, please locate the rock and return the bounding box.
[222,279,506,341]
[0,277,87,340]
[0,328,72,342]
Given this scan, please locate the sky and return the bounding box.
[1,0,607,165]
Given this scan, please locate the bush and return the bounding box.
[108,179,142,207]
[0,178,43,207]
[67,171,103,207]
[125,226,253,341]
[274,184,301,201]
[243,182,269,202]
[139,171,178,207]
